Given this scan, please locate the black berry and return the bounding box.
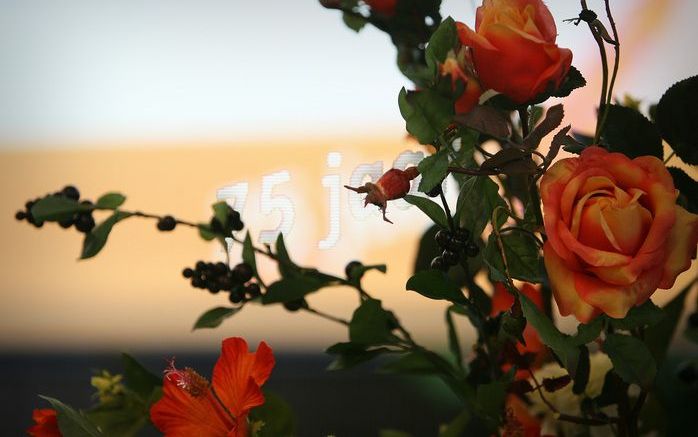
[15,211,26,221]
[58,219,74,229]
[283,299,306,312]
[245,283,262,298]
[435,229,452,248]
[345,260,363,279]
[454,228,470,241]
[62,185,80,201]
[430,256,447,271]
[229,290,244,304]
[75,213,95,233]
[196,261,206,270]
[228,209,244,231]
[465,242,479,257]
[182,268,194,278]
[442,249,459,266]
[157,215,177,231]
[232,263,253,283]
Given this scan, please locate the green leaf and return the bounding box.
[31,195,91,222]
[197,224,216,241]
[347,263,387,284]
[95,193,126,209]
[192,306,240,330]
[39,395,102,436]
[325,342,392,370]
[454,105,511,139]
[551,65,586,98]
[446,307,463,369]
[275,233,301,278]
[381,430,413,437]
[342,11,367,32]
[212,201,230,227]
[484,231,544,283]
[606,300,664,331]
[603,333,657,388]
[381,351,442,375]
[475,378,509,429]
[249,391,296,437]
[668,167,698,214]
[656,75,698,164]
[261,276,329,304]
[439,409,471,437]
[455,176,507,238]
[599,104,662,159]
[570,317,604,346]
[242,231,259,279]
[399,87,454,145]
[522,104,564,149]
[520,294,588,386]
[645,280,693,363]
[406,270,466,304]
[404,195,448,228]
[417,148,449,193]
[350,298,395,345]
[81,211,132,259]
[121,353,161,399]
[425,17,457,75]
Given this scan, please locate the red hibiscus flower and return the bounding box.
[150,337,275,437]
[27,409,61,437]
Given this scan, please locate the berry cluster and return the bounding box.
[15,185,96,233]
[182,261,260,304]
[430,228,479,271]
[210,207,244,235]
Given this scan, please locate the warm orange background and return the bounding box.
[1,0,697,353]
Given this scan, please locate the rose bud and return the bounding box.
[344,166,419,223]
[456,0,572,104]
[366,0,398,16]
[440,47,483,115]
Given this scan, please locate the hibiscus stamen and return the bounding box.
[164,358,209,398]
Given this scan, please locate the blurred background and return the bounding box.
[1,0,697,434]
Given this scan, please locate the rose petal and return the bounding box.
[543,242,597,322]
[659,205,698,289]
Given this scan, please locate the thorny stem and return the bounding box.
[596,0,621,143]
[581,0,610,143]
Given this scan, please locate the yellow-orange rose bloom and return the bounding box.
[457,0,572,104]
[541,147,698,322]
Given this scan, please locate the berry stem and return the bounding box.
[438,190,455,232]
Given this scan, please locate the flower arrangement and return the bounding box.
[18,0,698,436]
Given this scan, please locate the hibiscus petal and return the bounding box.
[150,378,233,437]
[212,337,275,418]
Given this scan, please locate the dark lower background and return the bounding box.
[4,352,697,436]
[2,352,462,436]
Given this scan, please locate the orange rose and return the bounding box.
[366,0,397,16]
[541,146,698,322]
[456,0,572,104]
